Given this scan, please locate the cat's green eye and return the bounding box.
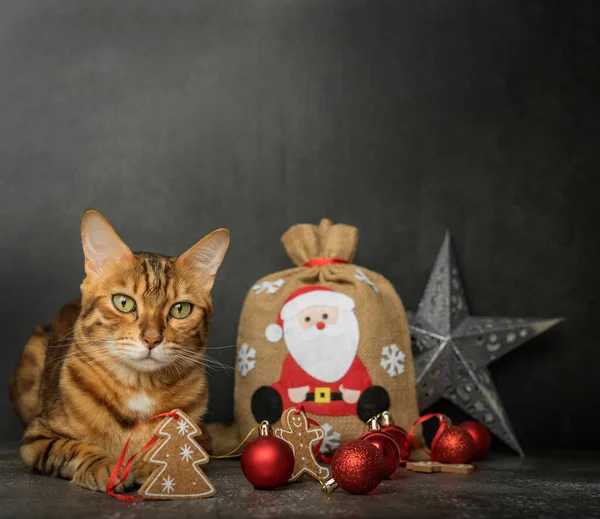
[112,294,136,313]
[170,302,192,319]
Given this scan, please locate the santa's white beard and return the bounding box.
[283,309,360,383]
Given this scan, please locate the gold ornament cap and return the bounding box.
[367,417,382,432]
[380,411,394,427]
[322,477,338,494]
[259,421,272,437]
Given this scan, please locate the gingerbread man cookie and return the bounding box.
[274,408,330,482]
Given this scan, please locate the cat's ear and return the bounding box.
[81,210,132,277]
[176,229,230,291]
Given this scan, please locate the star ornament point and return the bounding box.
[409,232,562,456]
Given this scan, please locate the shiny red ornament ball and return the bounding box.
[331,440,385,494]
[460,421,491,459]
[381,424,411,462]
[432,426,476,464]
[360,431,401,477]
[241,435,294,489]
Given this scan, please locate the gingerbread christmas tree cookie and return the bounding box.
[138,409,216,500]
[274,407,330,482]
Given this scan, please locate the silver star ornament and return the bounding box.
[409,232,562,456]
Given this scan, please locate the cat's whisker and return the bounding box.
[205,344,237,351]
[170,359,184,379]
[173,353,211,372]
[49,344,113,365]
[52,324,82,343]
[63,349,120,377]
[49,338,102,347]
[50,323,103,346]
[176,351,233,374]
[173,354,203,368]
[63,344,116,364]
[58,339,111,350]
[77,350,117,367]
[86,355,117,368]
[49,337,116,348]
[105,354,128,377]
[173,356,214,379]
[198,353,234,372]
[200,360,232,372]
[58,336,112,341]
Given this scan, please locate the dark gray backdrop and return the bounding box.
[1,0,599,450]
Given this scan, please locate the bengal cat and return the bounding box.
[10,210,231,492]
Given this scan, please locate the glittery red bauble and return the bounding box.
[331,440,385,494]
[360,431,401,477]
[381,425,411,462]
[460,421,491,459]
[432,426,476,464]
[240,435,294,489]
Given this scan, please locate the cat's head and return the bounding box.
[77,210,229,374]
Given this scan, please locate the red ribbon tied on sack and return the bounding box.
[303,258,348,268]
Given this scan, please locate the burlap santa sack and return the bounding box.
[234,219,422,455]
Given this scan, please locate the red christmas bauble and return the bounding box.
[381,425,411,462]
[460,421,491,459]
[241,435,294,489]
[331,440,384,494]
[432,426,476,464]
[360,431,401,477]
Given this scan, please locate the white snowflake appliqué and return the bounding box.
[320,423,342,453]
[355,268,380,293]
[176,420,190,436]
[161,475,175,493]
[179,444,194,462]
[237,343,256,377]
[252,278,284,295]
[381,344,406,377]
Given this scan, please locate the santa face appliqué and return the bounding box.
[284,304,359,383]
[265,286,372,416]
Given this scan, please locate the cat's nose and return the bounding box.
[141,334,163,350]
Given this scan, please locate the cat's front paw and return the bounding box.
[132,461,155,486]
[72,458,134,493]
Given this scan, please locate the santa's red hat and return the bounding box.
[265,285,355,342]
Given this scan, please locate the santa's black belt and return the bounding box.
[306,388,343,403]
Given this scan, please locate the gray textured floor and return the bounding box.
[1,443,600,519]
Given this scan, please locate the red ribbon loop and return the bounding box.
[408,413,449,462]
[107,411,180,502]
[303,258,348,268]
